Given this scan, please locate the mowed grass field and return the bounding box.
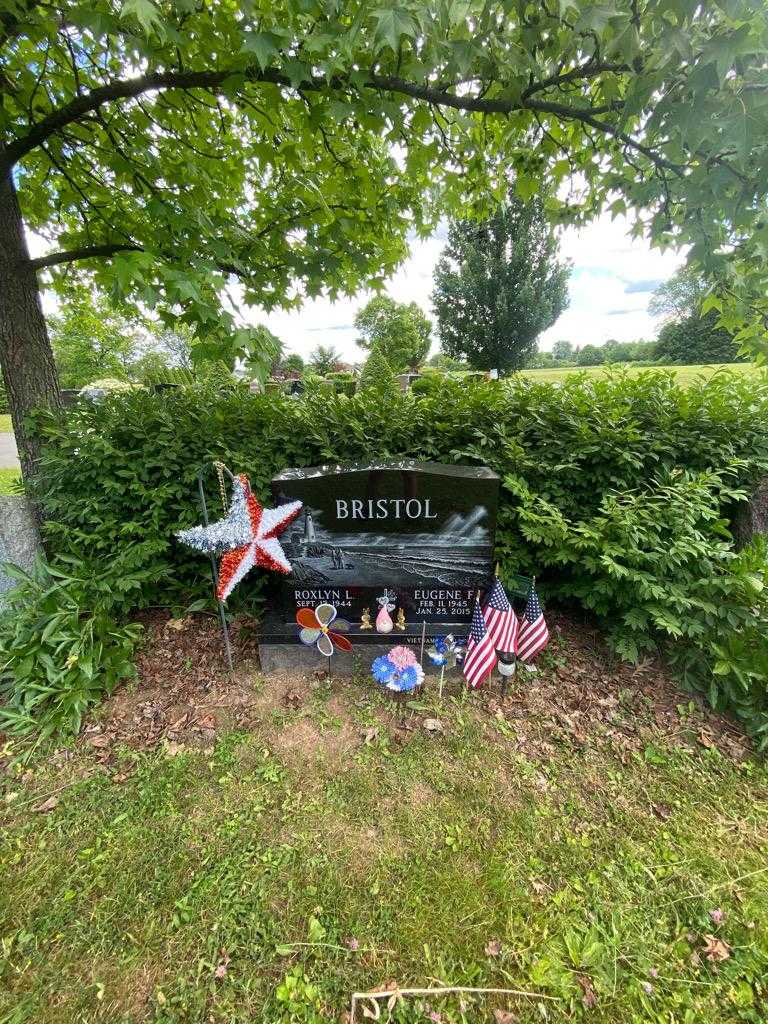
[0,414,12,432]
[520,362,762,386]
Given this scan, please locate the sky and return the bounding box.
[258,213,686,364]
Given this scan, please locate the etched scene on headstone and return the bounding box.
[281,502,492,588]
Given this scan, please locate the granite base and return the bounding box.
[258,640,465,678]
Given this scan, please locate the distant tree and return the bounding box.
[655,312,744,364]
[308,345,342,376]
[428,352,467,371]
[49,296,142,389]
[359,346,397,394]
[651,270,743,364]
[282,353,305,375]
[576,344,606,367]
[552,340,574,362]
[649,267,708,321]
[131,326,195,379]
[432,195,570,373]
[526,350,556,369]
[355,296,431,370]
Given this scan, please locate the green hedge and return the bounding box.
[31,369,768,741]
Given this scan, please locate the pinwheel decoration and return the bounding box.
[426,634,466,698]
[296,603,353,658]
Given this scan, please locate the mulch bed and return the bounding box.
[76,609,752,767]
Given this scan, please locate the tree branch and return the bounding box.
[28,242,143,270]
[1,62,689,182]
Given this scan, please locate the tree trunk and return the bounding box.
[0,169,61,483]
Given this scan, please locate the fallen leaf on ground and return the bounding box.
[484,939,503,957]
[89,735,111,749]
[166,618,189,631]
[362,726,379,744]
[651,802,672,820]
[493,1011,517,1024]
[33,796,59,813]
[196,714,216,731]
[577,974,598,1009]
[702,934,731,961]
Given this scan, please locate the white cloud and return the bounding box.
[254,213,686,360]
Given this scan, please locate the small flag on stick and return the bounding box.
[483,577,518,655]
[462,597,497,689]
[517,581,549,663]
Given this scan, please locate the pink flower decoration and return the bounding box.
[388,645,417,669]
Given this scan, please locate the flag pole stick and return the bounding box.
[439,664,445,700]
[419,620,426,665]
[197,470,234,676]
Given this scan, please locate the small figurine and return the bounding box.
[375,590,396,633]
[360,608,373,630]
[395,607,406,631]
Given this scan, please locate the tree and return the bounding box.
[576,344,606,367]
[355,296,431,369]
[4,3,768,481]
[359,346,397,395]
[282,354,305,375]
[432,195,570,372]
[655,313,743,365]
[49,295,142,389]
[651,270,744,365]
[308,345,342,376]
[649,268,708,322]
[552,340,574,363]
[428,353,466,371]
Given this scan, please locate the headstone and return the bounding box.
[0,495,42,604]
[259,460,500,673]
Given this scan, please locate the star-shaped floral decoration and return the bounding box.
[177,474,302,601]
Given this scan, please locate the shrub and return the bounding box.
[358,346,397,394]
[0,552,152,738]
[29,369,768,740]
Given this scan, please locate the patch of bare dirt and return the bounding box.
[79,610,260,759]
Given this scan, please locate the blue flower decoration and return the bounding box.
[372,655,396,684]
[397,665,421,692]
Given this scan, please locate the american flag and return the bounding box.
[517,582,549,663]
[462,598,497,689]
[483,578,518,655]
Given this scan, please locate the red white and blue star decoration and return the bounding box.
[177,474,302,602]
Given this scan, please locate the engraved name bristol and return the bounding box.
[335,498,438,521]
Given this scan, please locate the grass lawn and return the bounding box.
[1,615,766,1024]
[0,467,22,494]
[0,414,12,432]
[520,363,762,386]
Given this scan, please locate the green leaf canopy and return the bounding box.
[4,0,768,361]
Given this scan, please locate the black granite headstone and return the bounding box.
[259,461,500,669]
